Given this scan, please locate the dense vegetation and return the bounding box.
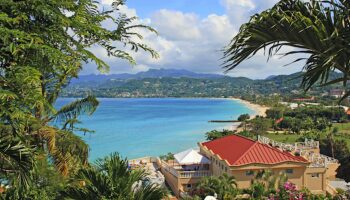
[61,71,347,101]
[224,0,350,100]
[0,0,165,199]
[1,0,350,199]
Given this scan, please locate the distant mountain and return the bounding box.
[62,70,345,98]
[70,69,225,86]
[265,75,277,80]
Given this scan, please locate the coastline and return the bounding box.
[229,98,269,118]
[219,98,269,132]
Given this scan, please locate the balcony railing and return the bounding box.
[160,160,211,178]
[178,170,211,178]
[257,135,338,167]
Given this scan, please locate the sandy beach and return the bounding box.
[229,98,269,118]
[219,98,270,131]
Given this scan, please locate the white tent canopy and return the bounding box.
[174,149,210,165]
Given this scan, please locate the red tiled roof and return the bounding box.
[201,135,308,166]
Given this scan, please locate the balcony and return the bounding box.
[178,170,211,178]
[160,159,211,178]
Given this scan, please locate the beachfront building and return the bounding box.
[160,134,340,197]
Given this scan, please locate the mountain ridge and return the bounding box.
[63,69,343,98]
[71,68,226,85]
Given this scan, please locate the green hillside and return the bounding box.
[61,71,344,98]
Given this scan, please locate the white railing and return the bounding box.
[128,156,158,165]
[257,135,338,167]
[160,160,211,178]
[161,160,179,177]
[258,135,297,151]
[301,151,338,167]
[295,138,319,149]
[178,170,211,178]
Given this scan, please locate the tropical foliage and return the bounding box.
[224,0,350,100]
[0,0,159,198]
[205,129,235,141]
[60,153,166,200]
[187,170,332,200]
[191,173,238,199]
[249,170,287,198]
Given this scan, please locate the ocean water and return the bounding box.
[55,98,255,160]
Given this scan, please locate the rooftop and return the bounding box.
[201,134,308,166]
[174,149,210,165]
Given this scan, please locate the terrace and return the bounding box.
[257,135,338,167]
[160,149,211,178]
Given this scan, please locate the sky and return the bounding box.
[83,0,304,79]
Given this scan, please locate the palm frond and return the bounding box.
[61,153,166,200]
[52,96,99,123]
[38,126,89,176]
[0,135,34,188]
[223,0,350,93]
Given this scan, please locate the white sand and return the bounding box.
[214,98,270,132]
[229,98,269,118]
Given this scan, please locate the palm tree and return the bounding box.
[0,135,34,189]
[60,153,167,200]
[250,170,288,197]
[38,96,99,176]
[194,173,238,199]
[1,0,159,178]
[223,0,350,99]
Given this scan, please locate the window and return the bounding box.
[225,167,228,172]
[285,169,293,174]
[246,170,254,176]
[311,173,319,178]
[186,184,192,189]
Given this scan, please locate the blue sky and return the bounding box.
[86,0,303,79]
[126,0,225,18]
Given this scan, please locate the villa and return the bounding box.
[160,134,340,198]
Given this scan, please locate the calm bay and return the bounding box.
[56,98,255,160]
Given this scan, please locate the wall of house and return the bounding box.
[304,167,327,194]
[199,144,231,177]
[325,163,340,180]
[160,167,180,196]
[178,178,203,194]
[160,165,205,197]
[230,164,307,189]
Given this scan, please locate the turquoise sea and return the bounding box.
[56,98,255,160]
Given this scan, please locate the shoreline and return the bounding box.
[214,98,270,132]
[228,98,269,118]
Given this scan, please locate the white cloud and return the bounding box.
[151,10,201,41]
[222,0,256,10]
[101,0,114,5]
[83,0,304,78]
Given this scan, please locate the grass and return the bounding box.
[333,123,350,134]
[264,132,301,144]
[264,123,350,149]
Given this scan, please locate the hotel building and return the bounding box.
[160,134,340,198]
